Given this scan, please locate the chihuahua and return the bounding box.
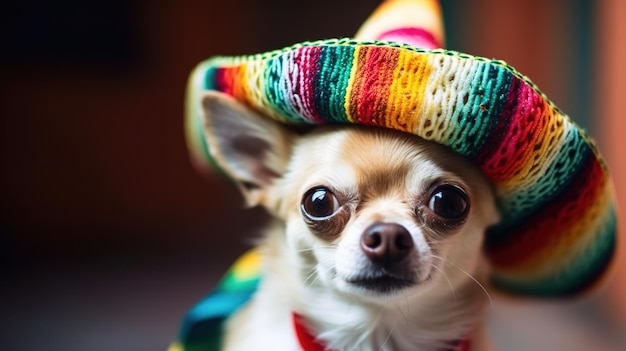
[201,90,500,351]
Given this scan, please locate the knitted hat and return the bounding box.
[185,0,616,297]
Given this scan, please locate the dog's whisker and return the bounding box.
[432,255,458,297]
[446,259,493,309]
[295,245,336,254]
[378,322,397,351]
[305,273,320,287]
[302,267,320,287]
[393,299,410,324]
[430,261,458,299]
[303,273,316,286]
[342,302,354,324]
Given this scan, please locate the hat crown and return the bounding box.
[354,0,445,49]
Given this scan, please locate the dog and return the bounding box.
[201,90,501,351]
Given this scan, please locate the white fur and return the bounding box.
[202,92,500,351]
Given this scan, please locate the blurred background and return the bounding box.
[1,0,624,350]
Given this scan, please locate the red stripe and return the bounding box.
[349,47,399,126]
[488,154,606,267]
[214,67,237,97]
[478,79,550,182]
[291,47,323,122]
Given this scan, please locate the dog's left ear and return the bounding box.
[201,91,294,207]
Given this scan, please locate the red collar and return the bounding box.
[293,313,329,351]
[292,312,471,351]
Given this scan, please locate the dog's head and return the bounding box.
[202,91,500,304]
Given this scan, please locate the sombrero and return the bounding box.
[185,0,616,298]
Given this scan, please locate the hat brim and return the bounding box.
[186,38,616,297]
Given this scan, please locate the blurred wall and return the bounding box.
[597,0,626,327]
[1,0,381,266]
[0,0,264,263]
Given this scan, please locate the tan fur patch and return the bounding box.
[339,128,417,202]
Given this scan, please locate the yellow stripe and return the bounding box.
[343,46,363,123]
[384,50,432,132]
[231,248,262,281]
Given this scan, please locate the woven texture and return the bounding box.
[186,39,616,297]
[354,0,444,48]
[169,250,261,351]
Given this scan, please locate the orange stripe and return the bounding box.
[348,46,399,126]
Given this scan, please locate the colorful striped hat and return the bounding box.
[185,0,616,297]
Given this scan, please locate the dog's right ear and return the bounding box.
[201,91,294,207]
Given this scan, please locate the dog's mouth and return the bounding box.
[347,274,416,293]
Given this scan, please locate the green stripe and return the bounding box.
[449,61,513,157]
[491,204,616,296]
[314,45,355,123]
[263,53,310,122]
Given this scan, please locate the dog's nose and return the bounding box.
[361,223,414,266]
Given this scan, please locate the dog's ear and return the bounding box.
[201,91,294,207]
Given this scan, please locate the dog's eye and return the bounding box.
[301,187,340,220]
[428,185,469,220]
